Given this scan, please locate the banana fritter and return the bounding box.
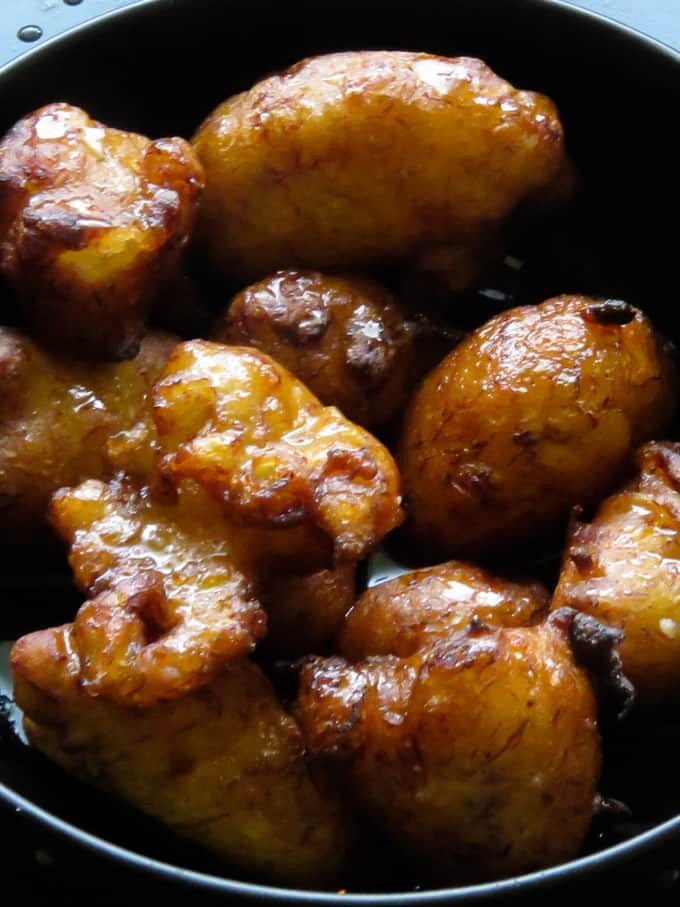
[49,476,265,707]
[152,340,403,562]
[399,296,676,559]
[297,611,602,882]
[0,326,176,548]
[0,103,203,358]
[11,633,352,886]
[214,270,455,432]
[338,562,549,660]
[554,442,680,704]
[192,52,571,280]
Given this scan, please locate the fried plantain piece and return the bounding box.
[554,442,680,704]
[152,340,403,562]
[214,269,456,432]
[0,103,204,358]
[297,612,601,882]
[12,631,353,887]
[398,296,676,559]
[0,326,176,548]
[48,476,265,707]
[338,561,549,661]
[192,52,572,281]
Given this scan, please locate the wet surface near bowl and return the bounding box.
[1,0,680,904]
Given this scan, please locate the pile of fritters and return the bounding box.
[2,50,679,890]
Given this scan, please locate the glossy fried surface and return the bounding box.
[259,564,356,658]
[0,327,176,547]
[49,476,265,707]
[338,562,548,660]
[0,103,204,358]
[152,340,403,562]
[12,636,352,886]
[192,52,570,280]
[398,296,676,559]
[214,270,453,432]
[297,614,600,881]
[554,442,680,704]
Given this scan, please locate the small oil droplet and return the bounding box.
[63,0,84,5]
[17,24,43,42]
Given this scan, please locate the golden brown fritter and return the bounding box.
[0,326,176,548]
[152,340,404,562]
[398,296,676,560]
[554,442,680,705]
[259,564,356,658]
[0,103,204,358]
[192,52,571,280]
[297,612,601,882]
[214,270,455,432]
[338,562,549,661]
[49,476,265,707]
[11,631,353,887]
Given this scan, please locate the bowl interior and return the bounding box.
[1,0,679,902]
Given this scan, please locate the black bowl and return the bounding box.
[1,1,680,903]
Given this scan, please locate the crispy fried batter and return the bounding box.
[0,103,204,358]
[214,270,454,431]
[11,632,353,886]
[152,340,403,562]
[297,614,600,881]
[259,564,356,658]
[192,52,571,280]
[398,295,676,559]
[0,326,176,548]
[49,476,265,707]
[338,562,548,660]
[36,335,404,704]
[554,442,680,704]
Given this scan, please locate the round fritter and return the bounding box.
[259,564,356,658]
[297,612,601,881]
[398,296,676,559]
[0,103,204,358]
[214,270,454,432]
[12,636,353,887]
[152,340,404,563]
[338,562,549,661]
[192,52,571,280]
[0,326,176,548]
[554,442,680,704]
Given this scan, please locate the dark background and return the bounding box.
[1,1,679,904]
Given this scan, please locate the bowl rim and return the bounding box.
[1,0,679,901]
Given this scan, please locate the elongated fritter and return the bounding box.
[297,611,602,882]
[554,442,680,704]
[0,103,203,358]
[12,633,353,887]
[338,561,548,660]
[152,340,403,562]
[215,270,456,432]
[0,326,176,548]
[399,296,676,559]
[192,52,571,280]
